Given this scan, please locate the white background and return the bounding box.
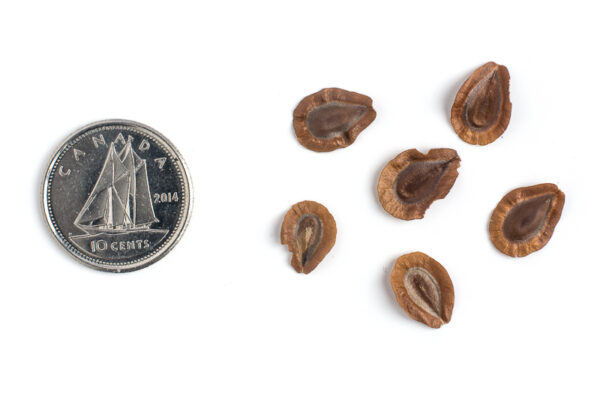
[1,1,599,399]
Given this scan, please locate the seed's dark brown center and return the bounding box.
[404,267,442,318]
[393,161,449,204]
[464,70,502,132]
[294,214,323,266]
[306,102,367,139]
[502,194,554,242]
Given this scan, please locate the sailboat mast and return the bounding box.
[110,146,115,228]
[107,187,113,228]
[131,150,137,227]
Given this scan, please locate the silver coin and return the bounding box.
[42,120,193,272]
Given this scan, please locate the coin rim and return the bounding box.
[41,119,193,273]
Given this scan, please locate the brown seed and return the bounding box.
[451,62,512,145]
[293,88,376,152]
[489,183,565,257]
[280,200,337,274]
[390,252,454,329]
[377,148,461,220]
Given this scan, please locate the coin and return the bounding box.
[42,120,193,272]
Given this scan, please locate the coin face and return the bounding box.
[42,120,193,272]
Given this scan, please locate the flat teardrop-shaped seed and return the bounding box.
[489,184,565,257]
[378,149,460,220]
[281,201,337,274]
[451,62,511,145]
[294,214,323,266]
[502,194,554,242]
[306,103,367,139]
[394,160,450,204]
[404,267,442,318]
[293,88,376,152]
[390,252,454,329]
[464,70,502,130]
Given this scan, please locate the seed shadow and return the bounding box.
[273,209,288,246]
[484,206,498,253]
[289,121,296,141]
[442,68,472,125]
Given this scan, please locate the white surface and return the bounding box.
[1,1,599,399]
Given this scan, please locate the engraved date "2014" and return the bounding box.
[153,192,179,204]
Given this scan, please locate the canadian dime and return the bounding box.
[42,120,192,272]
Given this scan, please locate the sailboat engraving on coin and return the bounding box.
[43,120,192,272]
[70,136,170,253]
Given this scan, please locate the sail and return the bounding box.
[134,159,158,226]
[119,139,136,222]
[111,176,130,227]
[75,139,157,233]
[76,189,109,226]
[76,143,125,228]
[111,146,131,228]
